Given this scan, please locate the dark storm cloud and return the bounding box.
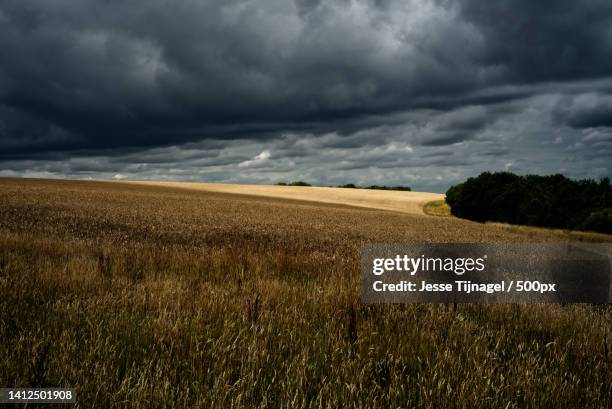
[457,0,612,83]
[553,93,612,128]
[1,0,612,188]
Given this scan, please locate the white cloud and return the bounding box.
[238,150,271,168]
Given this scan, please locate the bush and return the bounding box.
[276,181,311,186]
[336,184,411,191]
[289,181,311,186]
[366,185,412,191]
[446,172,612,234]
[579,208,612,234]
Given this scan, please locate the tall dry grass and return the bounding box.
[0,178,610,408]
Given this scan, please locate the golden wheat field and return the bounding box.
[121,180,444,215]
[0,177,610,408]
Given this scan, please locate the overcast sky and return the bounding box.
[1,0,612,192]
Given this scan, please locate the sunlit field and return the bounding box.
[120,180,444,215]
[0,178,610,408]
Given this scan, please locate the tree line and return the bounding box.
[445,172,612,234]
[276,181,412,191]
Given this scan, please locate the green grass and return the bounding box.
[423,200,452,217]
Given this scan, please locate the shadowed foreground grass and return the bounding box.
[0,178,610,408]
